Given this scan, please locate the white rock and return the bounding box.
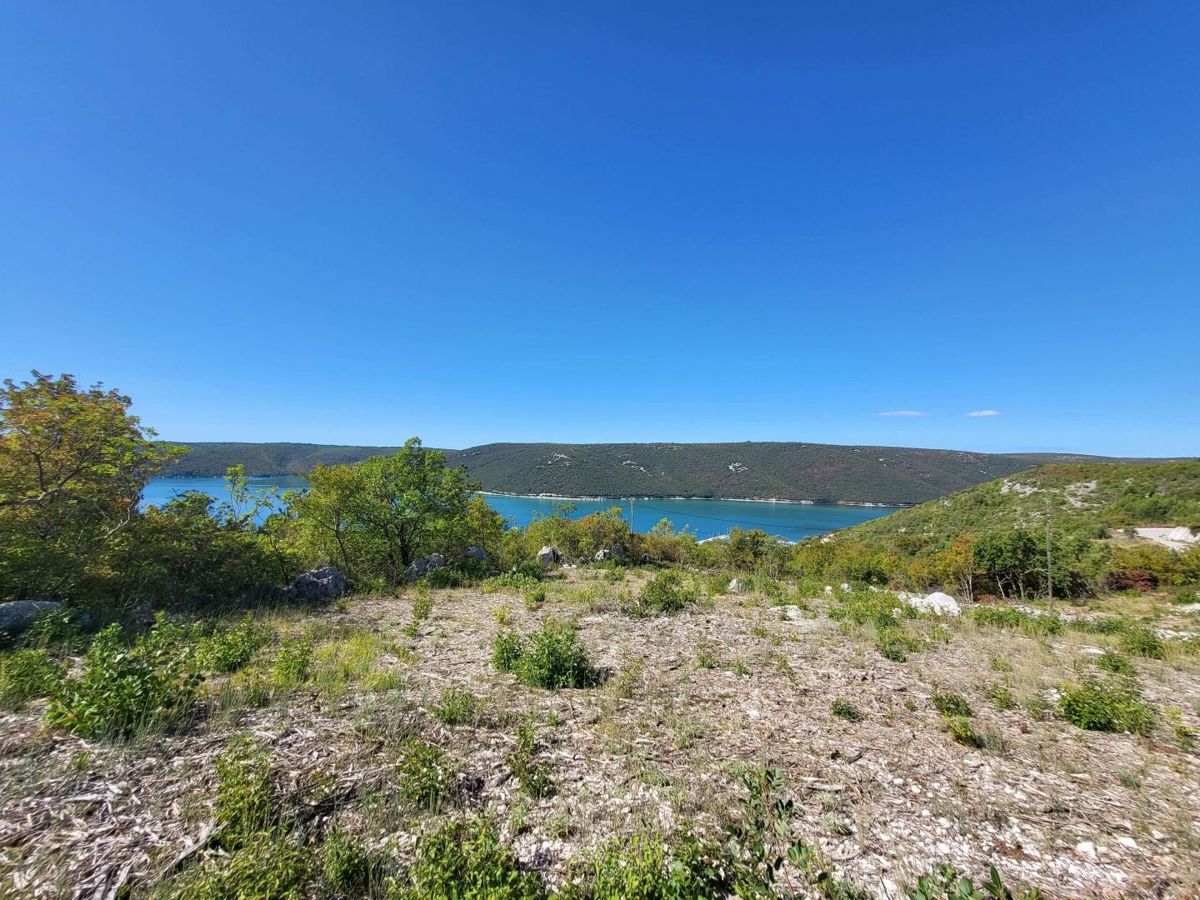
[1076,841,1097,858]
[824,585,833,594]
[904,591,961,616]
[1118,836,1138,850]
[727,578,742,594]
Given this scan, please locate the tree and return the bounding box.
[290,438,494,587]
[0,372,180,601]
[973,529,1040,599]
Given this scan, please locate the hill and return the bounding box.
[162,440,1112,505]
[845,460,1200,545]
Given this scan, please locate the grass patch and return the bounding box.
[0,648,65,710]
[434,686,482,726]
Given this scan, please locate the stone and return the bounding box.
[1075,841,1097,858]
[0,600,62,646]
[462,545,488,564]
[405,554,447,581]
[537,545,561,567]
[282,567,347,602]
[904,591,961,616]
[727,578,742,594]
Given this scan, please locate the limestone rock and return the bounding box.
[537,545,561,567]
[283,567,347,602]
[0,600,62,646]
[405,554,447,581]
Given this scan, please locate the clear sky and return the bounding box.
[2,2,1197,456]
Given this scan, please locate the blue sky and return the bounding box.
[2,2,1197,456]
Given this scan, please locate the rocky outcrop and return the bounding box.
[594,545,625,562]
[0,600,63,645]
[281,567,347,603]
[902,591,961,616]
[405,554,447,581]
[462,545,489,564]
[537,545,561,567]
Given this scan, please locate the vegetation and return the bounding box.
[492,622,600,690]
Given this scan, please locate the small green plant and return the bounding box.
[942,715,983,748]
[434,687,481,726]
[481,571,542,594]
[398,738,452,812]
[322,826,379,894]
[970,606,1061,636]
[831,699,862,722]
[523,586,547,610]
[406,590,435,637]
[932,690,973,718]
[0,649,65,710]
[568,834,726,899]
[491,622,599,690]
[1119,627,1166,660]
[197,615,268,674]
[426,567,464,589]
[733,658,750,677]
[508,720,554,799]
[1165,707,1196,751]
[1060,676,1156,736]
[985,683,1016,711]
[215,734,275,842]
[394,818,545,899]
[1172,590,1199,606]
[21,607,88,654]
[45,617,201,739]
[695,638,718,669]
[625,569,696,617]
[158,830,309,900]
[1095,650,1135,676]
[908,862,1038,900]
[271,637,313,691]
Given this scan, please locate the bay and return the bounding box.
[142,476,895,541]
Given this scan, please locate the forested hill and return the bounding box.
[162,440,1145,506]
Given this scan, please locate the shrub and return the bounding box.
[426,567,464,589]
[1060,676,1156,735]
[625,570,696,617]
[508,720,554,799]
[399,738,452,812]
[481,571,541,594]
[1119,627,1166,660]
[941,715,983,748]
[986,683,1016,711]
[971,606,1061,636]
[45,617,201,738]
[412,590,435,622]
[828,590,913,630]
[931,691,973,718]
[831,699,862,722]
[323,826,379,894]
[394,818,545,900]
[197,615,268,674]
[567,834,726,900]
[159,830,309,900]
[0,649,65,709]
[524,586,547,610]
[492,623,599,690]
[271,638,313,691]
[1096,650,1136,676]
[434,687,482,726]
[215,734,275,842]
[21,607,88,654]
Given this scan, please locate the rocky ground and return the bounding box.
[2,569,1199,898]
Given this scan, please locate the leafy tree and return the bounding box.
[290,438,497,587]
[0,372,180,601]
[973,529,1040,599]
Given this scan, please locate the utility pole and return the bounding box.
[630,497,635,533]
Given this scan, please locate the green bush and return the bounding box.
[215,734,275,842]
[21,607,88,654]
[831,699,862,722]
[480,571,542,594]
[0,649,65,709]
[45,617,201,738]
[393,818,545,900]
[828,589,913,630]
[426,567,465,589]
[524,586,547,609]
[434,687,482,727]
[941,715,983,748]
[971,605,1061,636]
[323,826,381,894]
[1119,627,1166,660]
[625,570,696,617]
[197,615,268,674]
[1060,676,1156,735]
[1096,650,1136,676]
[566,834,726,900]
[491,623,599,690]
[399,738,452,812]
[931,691,973,718]
[508,721,554,799]
[985,683,1016,711]
[159,830,309,900]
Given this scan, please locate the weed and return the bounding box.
[1165,707,1196,751]
[392,818,545,899]
[491,622,599,690]
[215,734,275,842]
[196,615,268,674]
[323,826,384,894]
[1096,650,1135,676]
[1119,627,1166,660]
[971,606,1061,637]
[493,606,514,627]
[0,649,65,710]
[157,830,309,900]
[398,738,452,812]
[481,572,542,594]
[942,715,983,748]
[831,699,862,722]
[434,687,482,726]
[985,683,1016,711]
[565,834,726,899]
[695,638,718,670]
[21,607,87,654]
[909,863,1040,900]
[524,586,547,610]
[733,659,750,677]
[271,637,313,691]
[508,720,554,799]
[1060,676,1156,736]
[932,690,973,718]
[623,569,697,617]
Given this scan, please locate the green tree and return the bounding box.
[0,372,180,601]
[290,438,495,587]
[973,529,1040,599]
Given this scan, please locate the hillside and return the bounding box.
[164,440,1125,506]
[846,460,1200,545]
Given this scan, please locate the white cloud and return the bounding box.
[966,409,1001,417]
[877,410,928,417]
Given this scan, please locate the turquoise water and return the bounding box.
[142,476,895,541]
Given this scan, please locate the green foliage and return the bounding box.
[158,830,310,900]
[46,617,201,738]
[624,569,696,617]
[411,590,434,623]
[196,615,268,674]
[323,826,380,895]
[566,834,726,900]
[508,720,554,799]
[831,699,862,722]
[215,734,275,841]
[481,571,542,594]
[828,589,913,629]
[970,606,1061,636]
[398,738,452,812]
[1119,627,1166,660]
[909,862,1039,900]
[271,637,314,690]
[524,586,547,609]
[0,648,65,709]
[985,683,1016,711]
[1060,676,1156,736]
[491,622,599,690]
[392,818,545,899]
[21,606,88,654]
[1096,650,1136,676]
[434,687,482,726]
[942,715,983,748]
[932,691,973,718]
[290,438,503,588]
[0,371,182,604]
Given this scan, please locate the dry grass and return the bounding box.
[1,576,1199,898]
